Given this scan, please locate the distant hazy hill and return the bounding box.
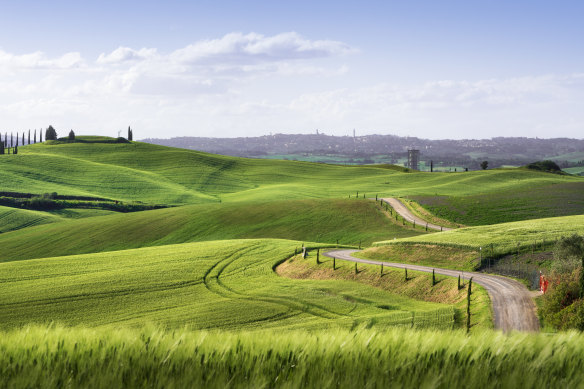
[142,134,584,168]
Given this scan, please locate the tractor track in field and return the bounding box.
[323,249,540,332]
[201,245,352,321]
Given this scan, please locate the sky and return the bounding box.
[0,0,583,140]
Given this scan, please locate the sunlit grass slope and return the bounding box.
[0,239,454,331]
[375,214,584,254]
[0,199,422,263]
[0,205,62,233]
[1,140,579,207]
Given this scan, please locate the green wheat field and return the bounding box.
[1,137,584,387]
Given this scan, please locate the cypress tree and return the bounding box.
[11,132,13,147]
[40,131,43,142]
[0,141,4,155]
[128,126,133,141]
[28,129,30,145]
[13,145,17,155]
[68,130,75,142]
[45,125,57,141]
[432,269,436,286]
[22,132,24,145]
[458,274,461,290]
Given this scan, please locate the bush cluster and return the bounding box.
[541,234,584,330]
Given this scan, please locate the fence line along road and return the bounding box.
[381,197,452,231]
[323,249,540,333]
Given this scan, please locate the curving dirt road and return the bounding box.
[323,249,540,332]
[381,197,452,231]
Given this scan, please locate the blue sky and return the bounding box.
[1,0,582,139]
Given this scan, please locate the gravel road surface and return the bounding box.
[381,197,452,231]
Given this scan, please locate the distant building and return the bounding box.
[407,149,420,171]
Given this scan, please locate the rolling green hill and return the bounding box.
[374,214,584,255]
[0,199,423,263]
[0,140,578,209]
[413,181,584,226]
[0,239,455,331]
[0,206,62,233]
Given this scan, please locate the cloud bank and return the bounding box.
[0,32,582,140]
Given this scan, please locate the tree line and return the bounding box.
[0,125,60,155]
[1,125,134,155]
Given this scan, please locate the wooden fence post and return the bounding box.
[466,277,473,333]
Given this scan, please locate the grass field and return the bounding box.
[563,166,584,175]
[0,199,423,263]
[0,239,455,331]
[0,205,62,233]
[357,244,480,271]
[413,182,584,225]
[374,214,584,256]
[2,325,583,388]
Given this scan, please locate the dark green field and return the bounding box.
[413,182,584,226]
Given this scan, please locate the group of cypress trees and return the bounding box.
[0,128,42,155]
[1,125,134,155]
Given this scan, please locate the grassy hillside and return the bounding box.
[278,251,491,329]
[374,214,584,255]
[0,199,423,263]
[413,182,584,225]
[3,326,583,388]
[0,239,454,331]
[0,141,578,209]
[0,206,62,233]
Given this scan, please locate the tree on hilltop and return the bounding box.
[480,161,489,170]
[45,125,58,141]
[128,126,133,141]
[68,130,75,142]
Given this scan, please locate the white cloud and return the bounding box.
[0,50,85,69]
[170,32,355,65]
[96,47,158,64]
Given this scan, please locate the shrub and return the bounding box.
[541,268,583,330]
[525,160,562,173]
[552,234,584,273]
